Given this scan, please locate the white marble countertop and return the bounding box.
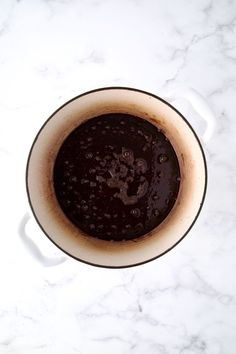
[1,0,236,353]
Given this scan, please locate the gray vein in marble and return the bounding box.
[76,283,172,330]
[164,12,236,87]
[133,265,234,306]
[20,313,38,324]
[179,335,207,354]
[208,82,236,100]
[115,307,160,326]
[163,33,214,86]
[202,0,213,17]
[0,1,16,37]
[189,267,233,305]
[44,274,76,287]
[130,336,168,354]
[34,344,47,349]
[92,335,132,345]
[71,347,82,354]
[77,50,105,65]
[91,334,168,354]
[0,336,15,347]
[216,16,236,33]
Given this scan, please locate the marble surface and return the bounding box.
[0,0,236,353]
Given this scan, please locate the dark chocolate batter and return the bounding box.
[53,113,180,241]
